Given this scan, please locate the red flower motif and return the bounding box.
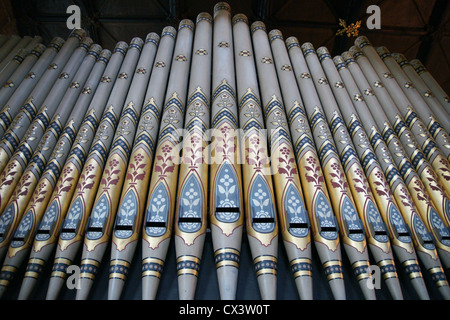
[190,135,201,145]
[280,146,290,156]
[220,126,231,135]
[110,159,119,168]
[134,153,144,163]
[250,137,260,146]
[162,145,172,156]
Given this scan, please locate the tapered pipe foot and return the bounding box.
[384,277,404,300]
[75,278,94,300]
[108,278,126,300]
[0,246,7,264]
[437,285,450,300]
[216,265,239,300]
[46,277,66,300]
[178,274,199,300]
[142,276,161,300]
[328,278,346,300]
[256,273,277,300]
[294,276,313,300]
[18,277,38,300]
[0,285,7,299]
[357,279,376,300]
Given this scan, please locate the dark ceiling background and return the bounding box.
[3,0,450,93]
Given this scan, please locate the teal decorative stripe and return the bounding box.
[290,261,312,278]
[25,259,46,279]
[109,261,130,278]
[185,118,208,134]
[211,109,238,128]
[80,262,99,278]
[212,81,236,102]
[51,261,71,278]
[142,259,164,278]
[323,261,344,278]
[254,256,277,277]
[177,256,200,277]
[294,135,315,157]
[187,90,209,107]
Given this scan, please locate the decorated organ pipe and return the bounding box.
[232,14,279,300]
[0,36,21,64]
[52,35,152,301]
[43,48,113,300]
[311,46,404,300]
[0,44,37,89]
[320,49,428,300]
[0,42,126,299]
[103,31,172,300]
[0,36,33,74]
[137,27,176,300]
[58,38,141,300]
[349,46,450,270]
[42,41,127,300]
[140,19,194,300]
[0,37,65,136]
[0,30,88,173]
[271,31,336,300]
[128,26,176,300]
[0,36,34,69]
[286,37,345,300]
[390,53,450,131]
[209,2,244,301]
[0,49,31,89]
[304,43,384,300]
[355,37,450,182]
[0,43,46,109]
[375,46,450,146]
[252,26,312,300]
[14,42,104,300]
[337,52,450,300]
[174,13,212,301]
[410,59,450,113]
[301,42,384,300]
[0,37,95,266]
[0,43,103,264]
[0,36,43,87]
[15,37,141,300]
[14,47,111,300]
[0,43,101,226]
[90,33,159,301]
[0,1,450,301]
[347,47,450,266]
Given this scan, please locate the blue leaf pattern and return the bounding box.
[284,184,309,237]
[115,190,138,238]
[36,200,59,241]
[61,197,83,240]
[314,191,337,240]
[178,175,203,233]
[388,205,411,243]
[86,194,109,240]
[0,204,15,240]
[367,200,388,243]
[215,163,240,223]
[145,183,169,237]
[250,175,275,233]
[10,210,33,247]
[342,196,364,241]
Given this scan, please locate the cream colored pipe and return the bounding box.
[410,59,450,115]
[209,2,244,300]
[232,14,278,300]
